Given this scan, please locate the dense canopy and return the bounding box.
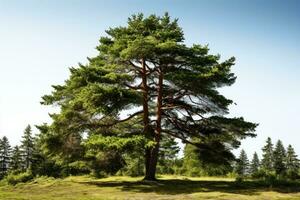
[41,13,257,180]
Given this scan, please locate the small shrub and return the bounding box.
[235,176,244,184]
[226,172,237,178]
[0,171,7,180]
[90,170,107,178]
[263,171,277,187]
[185,167,202,177]
[286,169,300,180]
[5,171,33,185]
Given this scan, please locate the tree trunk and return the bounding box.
[144,67,163,181]
[140,58,155,180]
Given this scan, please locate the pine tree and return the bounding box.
[157,135,180,174]
[0,136,12,174]
[182,142,202,176]
[10,146,23,171]
[41,13,257,180]
[250,152,260,176]
[285,144,299,178]
[273,140,286,175]
[235,149,249,177]
[20,125,35,169]
[261,137,274,172]
[286,145,299,170]
[182,139,233,176]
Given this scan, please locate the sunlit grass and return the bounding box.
[0,175,300,200]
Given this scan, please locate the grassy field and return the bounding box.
[0,175,300,200]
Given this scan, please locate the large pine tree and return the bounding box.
[41,13,257,180]
[261,137,274,172]
[273,140,286,175]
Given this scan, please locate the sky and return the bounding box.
[0,0,300,158]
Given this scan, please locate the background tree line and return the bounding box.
[0,125,34,179]
[1,125,299,182]
[236,137,300,180]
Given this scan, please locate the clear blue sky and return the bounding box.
[1,0,300,158]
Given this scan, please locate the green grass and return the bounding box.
[0,175,300,200]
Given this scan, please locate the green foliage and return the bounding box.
[182,140,232,176]
[119,152,144,177]
[157,135,180,174]
[262,170,277,186]
[10,146,23,171]
[29,129,63,178]
[261,137,274,171]
[285,144,300,180]
[40,13,257,180]
[20,125,35,170]
[273,140,286,175]
[249,152,260,177]
[87,151,125,177]
[5,170,33,185]
[235,149,249,177]
[0,136,11,175]
[36,123,87,177]
[182,142,203,177]
[84,134,145,152]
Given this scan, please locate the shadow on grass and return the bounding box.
[78,179,300,196]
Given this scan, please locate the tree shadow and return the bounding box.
[78,178,300,196]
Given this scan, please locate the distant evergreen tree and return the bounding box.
[0,136,12,174]
[20,125,35,169]
[182,140,233,176]
[10,146,23,171]
[235,149,249,177]
[285,144,299,179]
[121,151,145,177]
[29,129,63,178]
[182,142,202,176]
[250,152,260,176]
[157,135,180,174]
[261,137,274,171]
[273,140,286,175]
[286,145,299,170]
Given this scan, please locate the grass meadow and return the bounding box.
[0,175,300,200]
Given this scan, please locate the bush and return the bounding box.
[235,176,244,184]
[5,171,34,185]
[118,155,144,177]
[286,169,300,180]
[262,171,277,186]
[90,170,107,178]
[66,161,90,176]
[0,172,7,180]
[156,164,175,175]
[226,172,237,178]
[184,167,207,177]
[251,169,273,179]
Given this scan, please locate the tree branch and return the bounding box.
[88,110,143,128]
[161,129,195,145]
